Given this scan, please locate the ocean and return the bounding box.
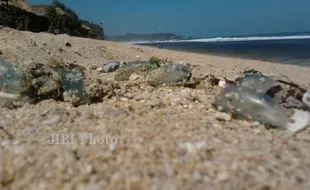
[132,32,310,67]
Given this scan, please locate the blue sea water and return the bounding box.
[133,32,310,67]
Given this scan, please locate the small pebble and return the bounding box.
[129,73,142,81]
[120,97,129,102]
[253,128,261,134]
[41,115,61,125]
[218,80,226,88]
[109,143,117,151]
[216,171,229,182]
[225,93,232,98]
[251,121,261,127]
[96,67,103,72]
[215,112,232,121]
[217,106,224,111]
[65,42,72,47]
[89,65,98,70]
[86,164,94,174]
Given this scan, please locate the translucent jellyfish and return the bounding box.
[61,71,87,101]
[114,61,160,81]
[0,58,23,94]
[236,73,279,93]
[102,62,120,73]
[0,58,12,76]
[99,61,156,73]
[214,86,288,128]
[147,64,192,86]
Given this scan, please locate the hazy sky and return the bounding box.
[28,0,310,37]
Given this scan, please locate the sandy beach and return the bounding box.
[1,27,310,190]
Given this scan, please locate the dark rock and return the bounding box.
[0,4,49,32]
[65,42,72,47]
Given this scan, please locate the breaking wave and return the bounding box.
[129,35,310,44]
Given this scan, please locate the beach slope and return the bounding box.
[1,27,310,190]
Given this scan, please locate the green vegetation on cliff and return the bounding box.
[45,0,105,39]
[80,19,104,39]
[0,0,105,40]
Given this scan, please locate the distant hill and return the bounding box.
[0,0,105,40]
[106,33,184,42]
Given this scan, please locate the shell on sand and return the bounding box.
[286,109,310,133]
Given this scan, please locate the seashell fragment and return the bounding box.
[302,90,310,109]
[286,109,310,133]
[218,80,226,88]
[0,92,20,100]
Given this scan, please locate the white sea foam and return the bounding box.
[128,35,310,44]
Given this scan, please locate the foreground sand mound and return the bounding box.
[1,27,310,190]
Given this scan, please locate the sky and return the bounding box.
[28,0,310,37]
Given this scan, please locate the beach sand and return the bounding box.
[1,27,310,190]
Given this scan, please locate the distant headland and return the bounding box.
[106,33,186,42]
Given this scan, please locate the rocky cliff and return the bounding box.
[0,0,104,39]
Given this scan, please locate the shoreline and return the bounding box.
[139,45,310,68]
[134,40,310,69]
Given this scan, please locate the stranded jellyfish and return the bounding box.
[214,86,287,128]
[236,73,279,93]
